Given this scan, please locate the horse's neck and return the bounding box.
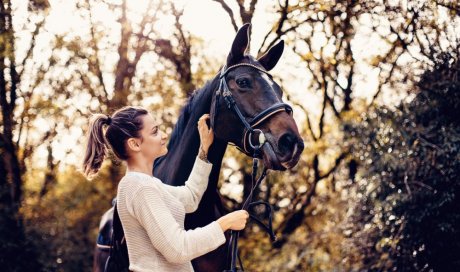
[154,78,226,191]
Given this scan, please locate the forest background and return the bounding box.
[1,0,459,271]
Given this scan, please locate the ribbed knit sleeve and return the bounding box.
[131,184,226,264]
[162,156,213,213]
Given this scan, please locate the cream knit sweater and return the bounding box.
[116,156,226,272]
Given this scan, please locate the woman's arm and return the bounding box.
[162,114,213,213]
[131,185,226,264]
[162,155,212,213]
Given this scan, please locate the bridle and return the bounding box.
[212,63,292,272]
[212,62,293,156]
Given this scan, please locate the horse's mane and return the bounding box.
[154,76,219,167]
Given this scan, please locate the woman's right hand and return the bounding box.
[197,114,214,153]
[216,210,250,232]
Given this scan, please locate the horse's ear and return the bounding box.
[227,23,251,66]
[257,40,284,71]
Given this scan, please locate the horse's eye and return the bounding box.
[236,78,251,89]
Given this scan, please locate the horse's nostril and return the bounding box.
[278,133,296,155]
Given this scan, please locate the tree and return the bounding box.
[0,0,50,270]
[345,50,460,270]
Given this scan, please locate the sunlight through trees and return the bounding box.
[1,0,459,271]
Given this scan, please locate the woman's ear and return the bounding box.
[126,138,141,152]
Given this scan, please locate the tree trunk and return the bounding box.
[0,1,41,270]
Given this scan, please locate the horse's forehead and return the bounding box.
[229,56,265,73]
[231,68,252,77]
[260,73,274,87]
[228,62,283,98]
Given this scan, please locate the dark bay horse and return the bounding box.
[93,23,304,272]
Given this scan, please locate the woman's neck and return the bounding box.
[126,156,155,177]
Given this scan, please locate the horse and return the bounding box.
[93,23,304,272]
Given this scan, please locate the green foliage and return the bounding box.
[21,162,118,272]
[345,54,460,271]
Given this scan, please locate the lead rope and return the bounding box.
[224,143,276,272]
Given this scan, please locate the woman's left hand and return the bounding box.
[197,114,214,153]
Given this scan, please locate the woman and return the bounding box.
[82,106,249,272]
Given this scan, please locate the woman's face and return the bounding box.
[137,113,168,160]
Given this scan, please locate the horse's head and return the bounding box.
[210,24,304,170]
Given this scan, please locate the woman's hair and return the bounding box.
[82,106,148,179]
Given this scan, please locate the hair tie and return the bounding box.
[106,115,112,125]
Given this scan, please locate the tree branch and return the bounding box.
[318,65,328,138]
[111,0,131,109]
[212,0,239,32]
[434,0,460,16]
[285,92,318,141]
[319,152,347,179]
[18,18,46,83]
[274,155,320,248]
[86,0,109,104]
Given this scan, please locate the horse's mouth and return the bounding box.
[261,143,282,170]
[261,140,303,170]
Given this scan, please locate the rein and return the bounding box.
[213,63,291,272]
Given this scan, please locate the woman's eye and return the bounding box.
[236,78,251,89]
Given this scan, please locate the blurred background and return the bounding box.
[1,0,459,271]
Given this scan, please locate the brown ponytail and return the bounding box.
[82,106,148,179]
[82,114,111,179]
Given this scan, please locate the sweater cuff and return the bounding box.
[208,221,227,247]
[192,155,213,177]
